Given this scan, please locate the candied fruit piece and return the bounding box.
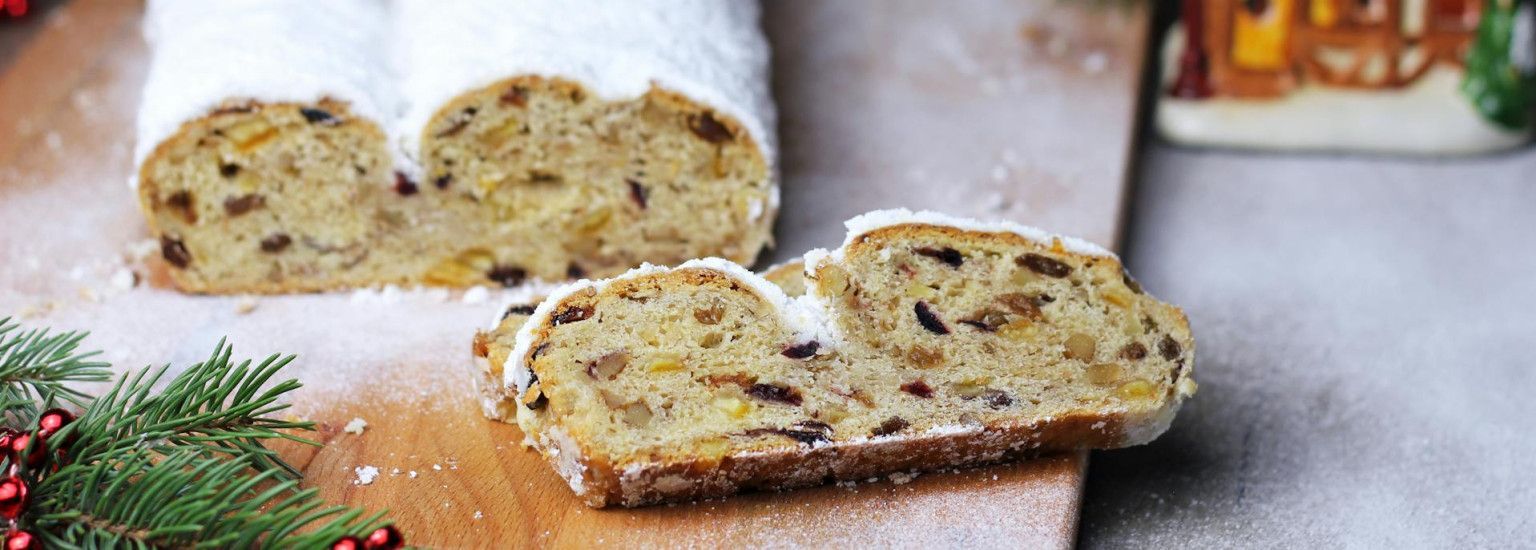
[1085,363,1123,385]
[1064,333,1097,361]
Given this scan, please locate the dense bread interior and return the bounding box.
[420,76,774,283]
[810,226,1192,436]
[512,226,1194,470]
[138,77,774,293]
[138,100,416,291]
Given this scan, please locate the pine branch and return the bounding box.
[63,340,318,478]
[33,448,385,548]
[0,317,112,420]
[0,318,396,547]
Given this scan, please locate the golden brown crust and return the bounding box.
[572,411,1129,507]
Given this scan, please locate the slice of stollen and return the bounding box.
[494,209,1196,507]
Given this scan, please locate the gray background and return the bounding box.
[1082,144,1536,547]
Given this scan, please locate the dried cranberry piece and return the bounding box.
[1120,342,1148,360]
[219,163,241,178]
[433,175,452,190]
[746,383,803,406]
[914,301,949,335]
[781,341,819,359]
[487,265,526,287]
[1018,253,1071,278]
[900,379,935,398]
[627,179,649,209]
[300,107,339,126]
[552,306,594,325]
[914,246,963,267]
[687,112,733,143]
[871,416,909,437]
[394,172,419,196]
[435,107,476,137]
[160,236,191,268]
[259,233,292,253]
[501,304,537,319]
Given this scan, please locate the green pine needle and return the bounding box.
[0,317,112,419]
[1,316,393,547]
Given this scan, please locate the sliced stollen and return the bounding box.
[473,261,808,423]
[395,0,778,284]
[494,210,1196,507]
[134,0,403,293]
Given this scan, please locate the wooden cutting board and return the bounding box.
[0,0,1147,547]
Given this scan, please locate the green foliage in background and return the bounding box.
[1463,0,1536,129]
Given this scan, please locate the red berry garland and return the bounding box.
[2,530,38,550]
[331,524,403,550]
[0,477,26,521]
[363,525,404,549]
[36,409,72,440]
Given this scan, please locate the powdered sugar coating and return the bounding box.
[392,0,777,168]
[840,208,1115,259]
[134,0,395,172]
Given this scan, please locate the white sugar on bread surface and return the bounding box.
[391,0,776,165]
[839,208,1116,259]
[134,0,396,171]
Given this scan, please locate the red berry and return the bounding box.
[0,430,14,460]
[363,525,403,550]
[0,476,28,521]
[3,530,38,550]
[7,435,45,470]
[331,536,364,550]
[36,409,73,439]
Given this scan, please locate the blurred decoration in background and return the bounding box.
[1,0,28,19]
[1156,0,1534,154]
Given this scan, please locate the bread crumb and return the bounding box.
[432,463,442,471]
[473,510,484,520]
[354,465,379,485]
[126,239,159,262]
[343,417,368,434]
[462,286,490,304]
[234,296,260,315]
[109,268,138,290]
[408,470,418,479]
[889,471,919,485]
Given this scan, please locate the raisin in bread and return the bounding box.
[498,210,1196,507]
[135,0,777,293]
[473,262,805,422]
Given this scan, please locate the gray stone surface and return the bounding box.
[1081,143,1536,547]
